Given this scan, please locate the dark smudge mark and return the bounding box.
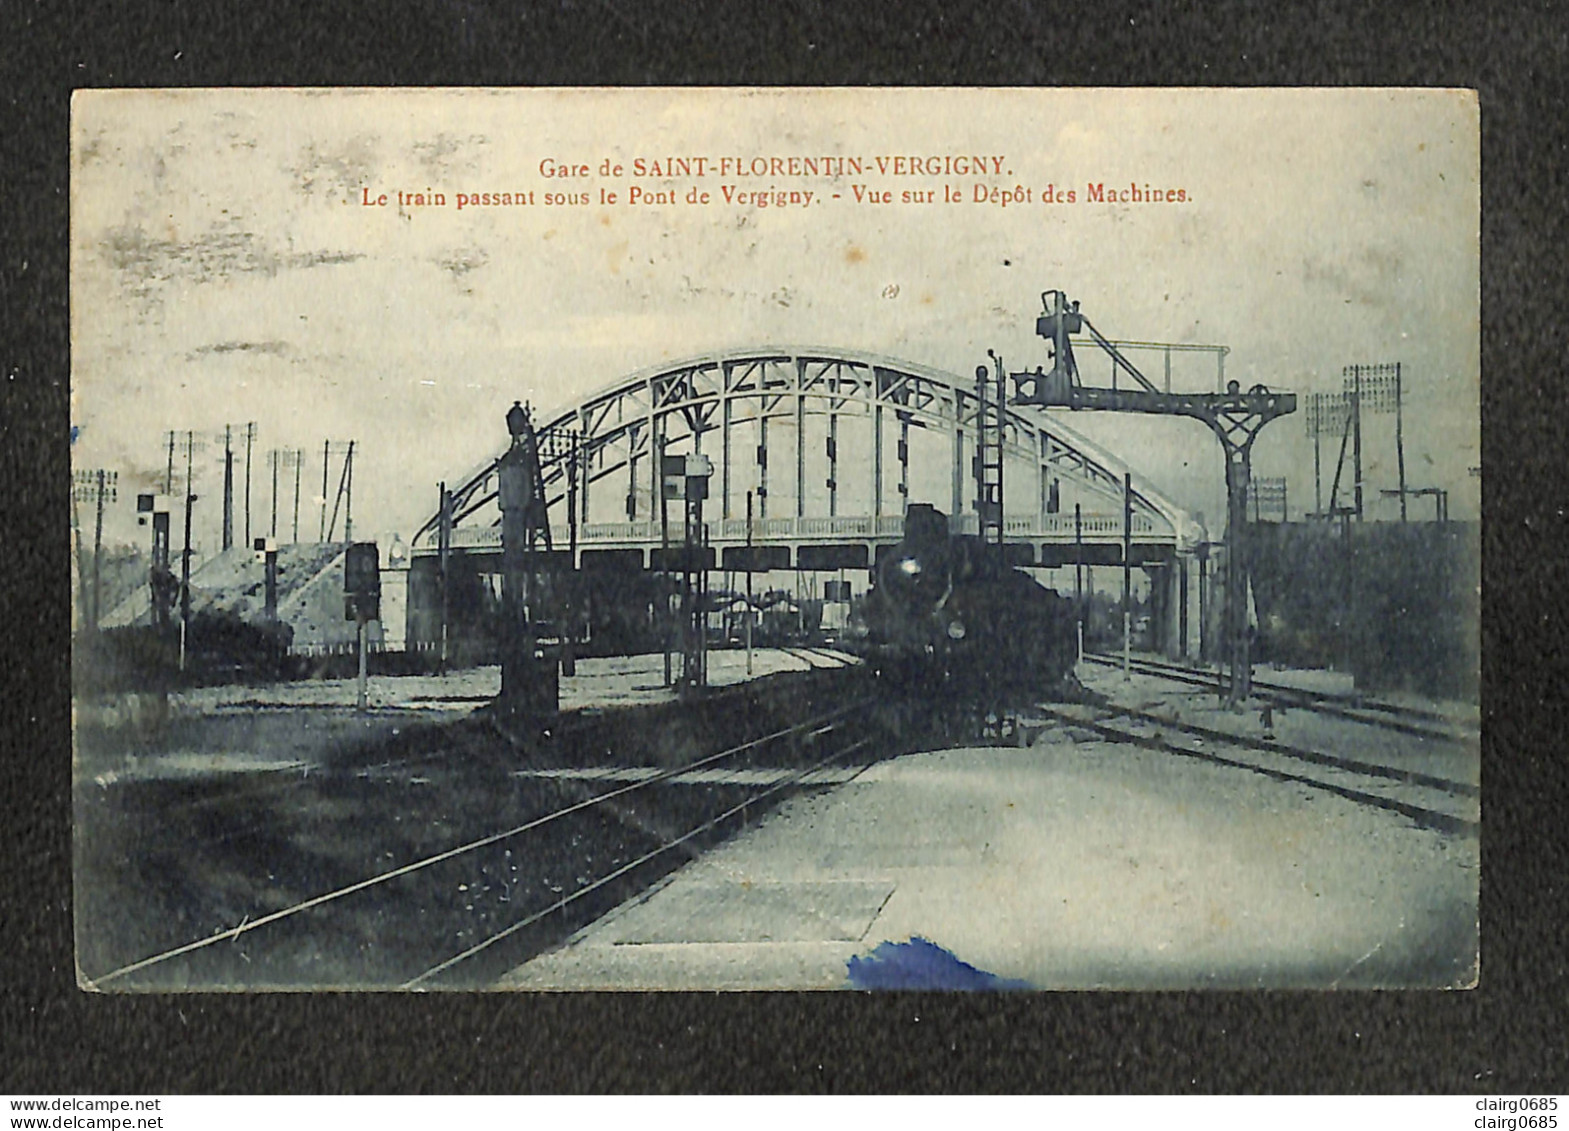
[414,133,489,178]
[1301,245,1405,307]
[287,135,380,199]
[78,131,108,165]
[190,341,290,359]
[101,220,363,298]
[434,247,488,282]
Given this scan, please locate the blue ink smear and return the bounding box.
[846,937,1031,991]
[70,424,80,445]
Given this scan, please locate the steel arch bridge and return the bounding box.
[410,346,1205,572]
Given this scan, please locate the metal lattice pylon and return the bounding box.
[975,354,1006,561]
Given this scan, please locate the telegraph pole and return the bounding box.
[1307,391,1345,520]
[323,440,354,541]
[1122,471,1132,680]
[562,431,579,678]
[93,471,107,631]
[659,432,672,688]
[243,422,255,547]
[745,489,755,676]
[1074,501,1084,663]
[222,425,234,551]
[700,521,711,687]
[73,470,118,633]
[1395,362,1408,522]
[1313,423,1322,518]
[1350,364,1364,521]
[71,481,88,630]
[285,448,296,539]
[1344,361,1409,520]
[179,431,196,671]
[320,439,330,541]
[437,482,451,675]
[344,441,354,543]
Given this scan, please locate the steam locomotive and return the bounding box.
[861,504,1078,701]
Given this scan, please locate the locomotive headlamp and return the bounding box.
[947,620,967,640]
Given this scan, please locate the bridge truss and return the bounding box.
[411,347,1204,562]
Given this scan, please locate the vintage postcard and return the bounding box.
[70,88,1479,991]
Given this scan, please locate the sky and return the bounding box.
[70,88,1480,557]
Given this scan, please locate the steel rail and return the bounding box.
[84,699,872,987]
[1032,706,1477,839]
[403,734,877,987]
[1094,702,1478,797]
[1082,652,1477,744]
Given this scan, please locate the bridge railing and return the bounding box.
[422,511,1162,552]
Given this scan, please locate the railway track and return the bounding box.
[401,724,877,987]
[1083,651,1479,744]
[79,655,862,861]
[77,706,610,859]
[82,697,884,990]
[1030,702,1478,838]
[781,645,859,669]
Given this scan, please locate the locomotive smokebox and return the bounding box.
[903,503,948,546]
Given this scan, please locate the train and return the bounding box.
[860,503,1079,703]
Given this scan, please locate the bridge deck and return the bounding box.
[414,512,1181,569]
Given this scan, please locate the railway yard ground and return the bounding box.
[72,648,878,990]
[73,649,1478,991]
[505,658,1478,990]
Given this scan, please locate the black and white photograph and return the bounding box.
[69,87,1479,991]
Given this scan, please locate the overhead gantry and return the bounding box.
[1012,290,1297,702]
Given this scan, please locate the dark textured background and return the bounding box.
[3,0,1565,1094]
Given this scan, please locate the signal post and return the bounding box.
[661,451,714,700]
[343,541,381,714]
[497,402,559,722]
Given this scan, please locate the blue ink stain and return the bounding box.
[846,937,1031,991]
[70,424,80,445]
